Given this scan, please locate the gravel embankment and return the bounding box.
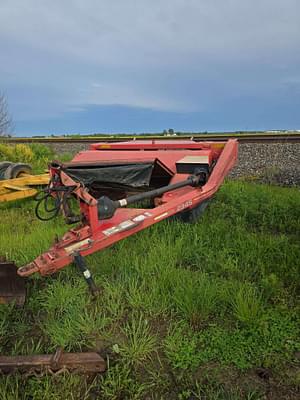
[229,143,300,186]
[47,142,90,155]
[47,142,300,187]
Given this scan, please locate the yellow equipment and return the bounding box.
[0,173,49,202]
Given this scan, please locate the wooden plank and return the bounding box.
[0,350,106,373]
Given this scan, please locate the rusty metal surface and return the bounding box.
[0,348,106,374]
[0,262,26,306]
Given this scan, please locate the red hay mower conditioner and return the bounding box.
[17,139,238,293]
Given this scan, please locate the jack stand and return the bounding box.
[73,252,99,297]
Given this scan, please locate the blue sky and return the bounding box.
[0,0,299,136]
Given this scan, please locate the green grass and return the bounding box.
[119,313,157,365]
[173,272,219,326]
[230,284,263,325]
[0,145,300,398]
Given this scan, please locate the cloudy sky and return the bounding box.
[0,0,299,135]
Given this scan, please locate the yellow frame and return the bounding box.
[0,174,49,202]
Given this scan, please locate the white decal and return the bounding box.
[102,212,152,237]
[176,200,193,212]
[103,226,119,236]
[119,220,136,229]
[83,270,91,279]
[132,214,146,222]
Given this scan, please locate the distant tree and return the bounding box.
[0,92,12,136]
[163,129,168,135]
[168,128,174,135]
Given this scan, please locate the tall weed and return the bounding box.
[230,284,263,325]
[173,272,219,326]
[120,313,157,365]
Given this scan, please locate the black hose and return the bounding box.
[35,192,61,221]
[44,192,59,213]
[34,183,77,221]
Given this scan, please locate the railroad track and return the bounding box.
[1,133,300,144]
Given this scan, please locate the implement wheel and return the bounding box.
[4,163,32,179]
[0,162,13,180]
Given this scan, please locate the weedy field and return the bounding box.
[0,144,299,399]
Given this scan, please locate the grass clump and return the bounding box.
[230,284,263,325]
[173,272,219,326]
[99,363,149,400]
[119,313,157,365]
[101,279,126,321]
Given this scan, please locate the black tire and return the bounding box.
[0,161,13,180]
[4,163,32,179]
[178,199,211,224]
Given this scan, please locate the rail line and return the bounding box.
[1,133,300,144]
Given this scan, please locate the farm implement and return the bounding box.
[12,139,237,293]
[0,161,49,202]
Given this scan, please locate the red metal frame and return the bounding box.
[18,139,238,277]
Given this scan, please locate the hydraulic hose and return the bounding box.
[34,182,77,221]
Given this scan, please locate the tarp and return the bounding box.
[63,162,154,188]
